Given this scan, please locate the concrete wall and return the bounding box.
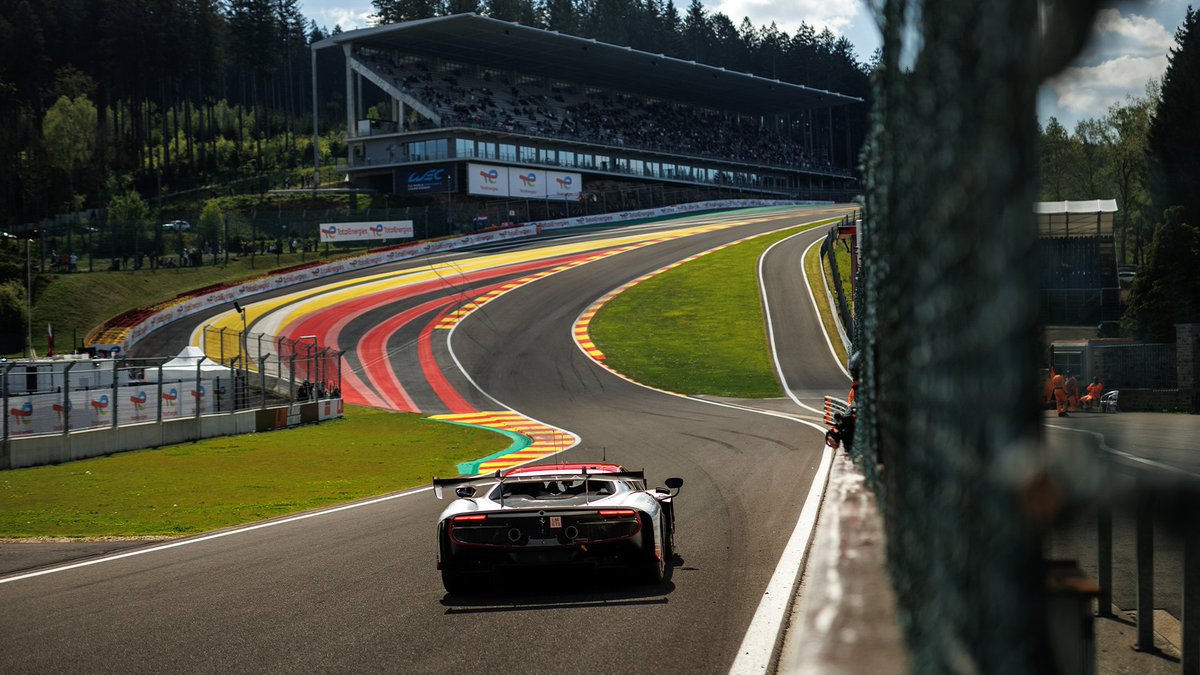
[4,408,270,469]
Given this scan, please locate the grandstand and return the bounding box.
[310,13,862,213]
[1035,200,1121,325]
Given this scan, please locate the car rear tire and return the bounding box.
[640,554,665,585]
[441,569,471,595]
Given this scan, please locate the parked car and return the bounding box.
[162,220,191,231]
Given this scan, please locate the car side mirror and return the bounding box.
[455,486,477,498]
[663,477,683,496]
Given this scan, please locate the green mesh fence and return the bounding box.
[854,1,1105,672]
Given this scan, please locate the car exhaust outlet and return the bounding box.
[507,527,523,543]
[563,525,579,540]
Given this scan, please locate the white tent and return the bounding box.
[146,346,231,382]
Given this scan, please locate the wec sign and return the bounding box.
[319,220,414,243]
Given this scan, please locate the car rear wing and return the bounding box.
[432,468,647,500]
[433,471,501,499]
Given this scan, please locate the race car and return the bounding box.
[433,463,683,593]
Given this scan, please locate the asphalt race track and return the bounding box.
[0,206,854,673]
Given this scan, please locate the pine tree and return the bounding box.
[1148,7,1200,222]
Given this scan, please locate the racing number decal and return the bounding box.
[549,516,562,529]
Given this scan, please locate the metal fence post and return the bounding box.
[289,353,296,406]
[61,362,76,439]
[194,362,203,420]
[1097,481,1114,618]
[2,363,12,442]
[110,359,120,429]
[337,350,344,396]
[218,327,226,365]
[1136,483,1156,651]
[259,353,269,409]
[156,365,164,424]
[1184,496,1200,675]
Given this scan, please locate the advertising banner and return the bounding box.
[467,163,509,197]
[547,171,582,201]
[4,379,225,437]
[395,164,456,194]
[318,220,414,243]
[508,168,547,199]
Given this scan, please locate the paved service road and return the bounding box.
[0,206,853,672]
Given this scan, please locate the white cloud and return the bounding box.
[311,6,375,31]
[1048,54,1167,116]
[1039,7,1173,126]
[1085,8,1174,61]
[712,0,861,38]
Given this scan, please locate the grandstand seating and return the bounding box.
[356,51,838,174]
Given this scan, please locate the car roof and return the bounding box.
[503,463,625,477]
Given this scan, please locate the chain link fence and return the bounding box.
[853,1,1112,672]
[3,356,246,440]
[200,328,342,405]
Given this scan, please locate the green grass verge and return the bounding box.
[832,243,855,314]
[589,220,835,397]
[0,405,508,537]
[812,240,851,367]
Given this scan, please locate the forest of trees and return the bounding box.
[0,0,353,227]
[0,0,871,230]
[1040,7,1200,341]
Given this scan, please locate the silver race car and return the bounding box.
[433,463,683,593]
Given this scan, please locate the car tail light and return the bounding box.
[598,509,636,517]
[452,514,487,522]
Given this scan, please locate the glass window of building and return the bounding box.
[431,139,448,159]
[499,144,517,162]
[455,139,475,158]
[560,151,575,167]
[519,146,537,162]
[479,142,497,159]
[539,149,556,164]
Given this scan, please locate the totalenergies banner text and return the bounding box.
[6,379,221,437]
[319,220,414,243]
[547,171,582,201]
[468,163,509,197]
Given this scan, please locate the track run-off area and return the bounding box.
[1,204,855,673]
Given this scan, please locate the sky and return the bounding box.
[299,0,1188,131]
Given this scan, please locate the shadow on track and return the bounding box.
[441,555,685,612]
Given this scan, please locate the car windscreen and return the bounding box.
[489,478,627,505]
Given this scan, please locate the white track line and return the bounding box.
[561,214,843,673]
[0,486,431,585]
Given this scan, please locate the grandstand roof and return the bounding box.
[313,13,862,115]
[1035,200,1119,214]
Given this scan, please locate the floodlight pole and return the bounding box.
[26,238,32,358]
[312,47,320,190]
